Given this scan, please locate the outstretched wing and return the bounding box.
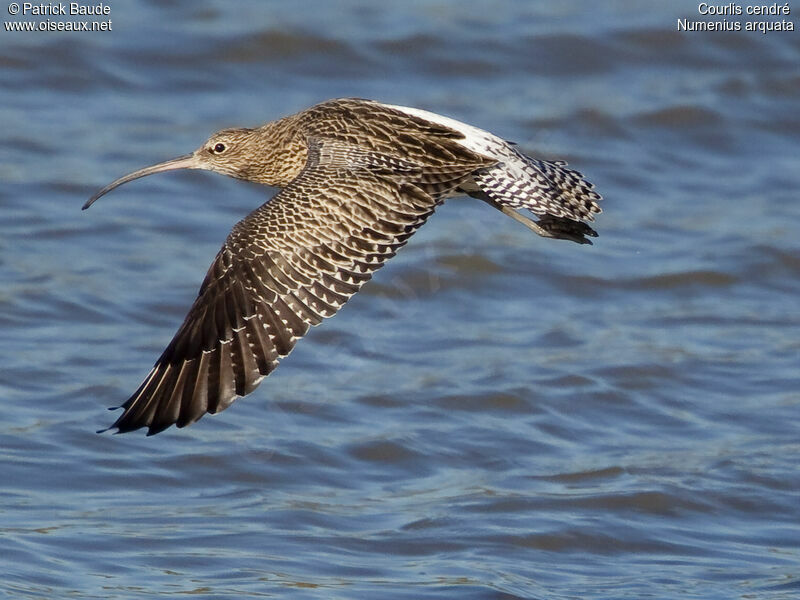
[105,139,483,435]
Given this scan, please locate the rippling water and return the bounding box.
[2,2,799,598]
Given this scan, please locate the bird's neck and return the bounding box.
[245,117,308,188]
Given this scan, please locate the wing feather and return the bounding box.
[105,136,485,434]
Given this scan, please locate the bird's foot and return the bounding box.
[535,214,598,245]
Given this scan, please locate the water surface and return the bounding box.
[1,2,799,598]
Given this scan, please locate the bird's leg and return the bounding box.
[469,192,594,244]
[491,200,560,239]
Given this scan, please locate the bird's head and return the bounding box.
[84,127,268,210]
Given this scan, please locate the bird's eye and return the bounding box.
[212,143,226,154]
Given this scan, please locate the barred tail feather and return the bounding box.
[472,149,602,223]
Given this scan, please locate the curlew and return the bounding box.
[86,98,602,435]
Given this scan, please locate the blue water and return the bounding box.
[2,2,799,598]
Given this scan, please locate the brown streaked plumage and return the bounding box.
[85,98,602,435]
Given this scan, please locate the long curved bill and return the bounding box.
[83,153,200,210]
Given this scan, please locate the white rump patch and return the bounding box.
[381,102,508,161]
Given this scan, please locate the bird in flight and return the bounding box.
[86,98,602,435]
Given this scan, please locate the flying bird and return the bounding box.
[86,98,602,435]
